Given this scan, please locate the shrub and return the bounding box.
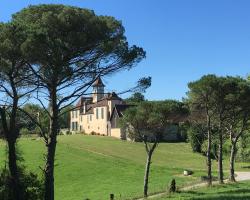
[90,131,100,135]
[168,179,176,193]
[80,130,86,135]
[0,167,44,200]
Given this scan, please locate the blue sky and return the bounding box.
[1,0,250,100]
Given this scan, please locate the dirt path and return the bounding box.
[135,171,250,200]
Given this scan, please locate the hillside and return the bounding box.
[0,135,248,200]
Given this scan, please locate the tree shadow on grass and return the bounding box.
[182,191,205,195]
[193,195,250,200]
[184,189,250,200]
[176,188,250,200]
[216,188,250,195]
[241,166,250,169]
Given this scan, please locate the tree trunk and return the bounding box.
[0,107,23,199]
[144,151,152,197]
[207,116,212,186]
[44,88,59,200]
[218,130,223,184]
[8,138,23,200]
[229,141,237,182]
[44,135,57,200]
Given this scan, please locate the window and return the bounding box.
[87,115,89,123]
[72,111,74,118]
[80,116,82,122]
[101,108,104,119]
[90,115,92,121]
[75,111,78,118]
[80,125,82,131]
[96,108,99,119]
[72,122,78,131]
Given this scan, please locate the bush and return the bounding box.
[168,179,176,193]
[90,131,100,136]
[0,168,44,200]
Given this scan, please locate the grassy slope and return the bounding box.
[156,181,250,200]
[0,135,248,200]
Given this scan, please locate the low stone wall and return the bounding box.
[110,128,121,139]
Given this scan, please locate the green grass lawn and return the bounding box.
[155,181,250,200]
[0,135,248,200]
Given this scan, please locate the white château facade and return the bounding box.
[70,77,131,139]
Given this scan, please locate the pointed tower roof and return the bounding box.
[92,76,105,87]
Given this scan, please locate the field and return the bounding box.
[0,135,249,200]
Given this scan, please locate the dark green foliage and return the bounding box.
[126,92,145,104]
[187,125,205,153]
[238,133,250,162]
[201,139,219,160]
[12,4,145,82]
[19,104,49,134]
[168,179,176,193]
[0,167,44,200]
[19,103,73,135]
[120,100,188,142]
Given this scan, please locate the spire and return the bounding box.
[92,76,105,87]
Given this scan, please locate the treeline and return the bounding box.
[122,75,250,195]
[18,104,72,136]
[0,4,148,200]
[187,75,250,184]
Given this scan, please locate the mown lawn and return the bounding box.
[155,181,250,200]
[0,135,248,200]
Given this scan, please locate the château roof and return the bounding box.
[105,92,122,100]
[92,76,105,87]
[110,104,135,120]
[76,97,93,108]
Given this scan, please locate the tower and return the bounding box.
[92,76,105,103]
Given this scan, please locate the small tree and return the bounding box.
[223,77,250,181]
[121,100,187,197]
[187,75,220,186]
[168,179,176,193]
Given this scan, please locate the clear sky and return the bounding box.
[1,0,250,100]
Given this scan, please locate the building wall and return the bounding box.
[110,128,121,139]
[111,111,119,128]
[70,99,123,138]
[77,106,109,135]
[71,110,80,131]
